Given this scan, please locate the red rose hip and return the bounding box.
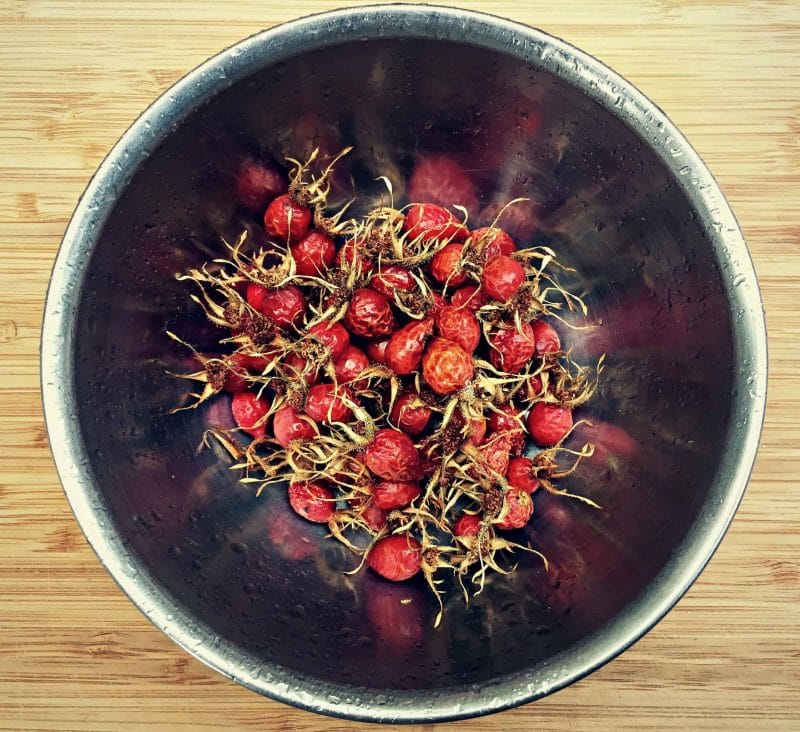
[450,284,488,311]
[364,429,421,481]
[365,337,390,365]
[288,481,335,523]
[495,488,533,530]
[429,243,468,287]
[435,305,481,354]
[291,231,336,276]
[344,288,396,338]
[527,402,574,446]
[454,513,482,537]
[370,265,415,299]
[231,391,269,439]
[422,338,474,395]
[488,322,536,374]
[482,255,526,301]
[404,203,468,243]
[507,457,540,494]
[373,481,421,510]
[333,345,370,384]
[247,283,306,329]
[531,319,561,355]
[469,227,517,260]
[385,317,434,375]
[272,405,317,448]
[263,193,311,243]
[308,320,350,360]
[304,383,355,424]
[367,534,422,581]
[390,391,432,436]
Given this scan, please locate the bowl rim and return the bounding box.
[41,3,768,723]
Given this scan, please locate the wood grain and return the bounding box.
[1,1,798,729]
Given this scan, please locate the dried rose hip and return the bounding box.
[344,288,396,338]
[507,457,539,494]
[435,305,480,354]
[404,203,468,243]
[235,158,286,213]
[469,226,517,260]
[263,193,311,243]
[304,383,355,424]
[333,345,370,384]
[283,352,319,386]
[367,534,422,581]
[373,481,421,510]
[450,284,488,311]
[429,243,468,287]
[472,435,512,478]
[247,283,306,329]
[488,404,526,454]
[482,255,526,302]
[454,513,482,537]
[231,391,269,439]
[385,317,434,375]
[429,291,447,316]
[488,322,536,374]
[370,265,415,299]
[422,337,474,395]
[336,238,371,273]
[496,488,533,530]
[527,402,573,447]
[220,353,251,393]
[407,155,478,213]
[272,405,317,448]
[365,337,390,365]
[357,499,388,532]
[308,320,350,360]
[467,415,487,446]
[531,319,561,355]
[364,428,421,481]
[288,481,335,523]
[390,391,432,436]
[291,231,336,277]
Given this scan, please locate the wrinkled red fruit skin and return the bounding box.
[421,338,474,395]
[235,159,286,213]
[488,404,526,454]
[507,457,540,493]
[291,231,336,277]
[404,203,468,243]
[531,319,561,355]
[454,513,482,537]
[429,243,468,287]
[304,383,355,424]
[527,402,574,447]
[288,481,335,523]
[482,255,526,301]
[407,155,478,214]
[365,337,390,365]
[307,320,350,360]
[390,391,432,436]
[272,405,317,448]
[489,322,536,374]
[373,481,421,510]
[385,317,434,375]
[367,534,422,581]
[231,392,269,439]
[364,429,422,481]
[472,434,512,478]
[333,345,370,384]
[344,288,396,338]
[435,305,481,354]
[336,238,372,274]
[467,416,487,446]
[263,193,311,243]
[283,352,318,386]
[450,284,488,311]
[496,488,534,530]
[469,227,517,260]
[247,283,306,329]
[429,291,446,316]
[370,265,415,299]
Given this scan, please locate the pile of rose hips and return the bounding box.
[172,149,601,624]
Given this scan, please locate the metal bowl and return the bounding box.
[41,5,767,723]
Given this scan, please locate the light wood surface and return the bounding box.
[1,1,798,729]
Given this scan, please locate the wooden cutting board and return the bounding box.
[1,1,798,729]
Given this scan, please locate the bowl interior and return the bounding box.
[67,32,737,702]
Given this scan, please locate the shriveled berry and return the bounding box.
[407,155,478,213]
[235,159,286,213]
[288,481,334,523]
[450,284,488,311]
[373,481,421,510]
[336,238,371,273]
[333,345,370,384]
[404,203,468,243]
[291,231,336,276]
[308,320,350,360]
[370,265,415,299]
[435,305,481,354]
[263,193,311,243]
[367,534,422,581]
[304,383,355,424]
[429,243,467,287]
[231,391,269,439]
[364,429,421,481]
[472,434,512,479]
[272,405,317,448]
[466,415,487,446]
[390,391,432,436]
[454,513,482,537]
[421,338,474,395]
[283,352,319,386]
[359,500,388,532]
[488,404,526,454]
[496,488,533,530]
[507,457,539,494]
[247,283,306,329]
[429,291,447,316]
[531,319,561,355]
[385,317,434,375]
[482,255,526,301]
[488,322,536,374]
[469,226,517,260]
[344,288,396,338]
[365,337,390,365]
[527,402,573,446]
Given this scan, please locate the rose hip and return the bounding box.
[422,338,474,395]
[390,391,432,436]
[235,158,286,213]
[231,391,269,439]
[221,353,251,393]
[247,283,306,329]
[364,429,421,481]
[404,203,468,243]
[263,193,311,243]
[367,534,422,581]
[488,322,536,374]
[531,319,561,355]
[488,404,526,454]
[429,243,468,287]
[370,265,415,300]
[272,405,317,448]
[288,481,335,523]
[527,402,574,446]
[472,434,512,478]
[308,320,350,361]
[333,345,370,384]
[373,481,421,510]
[385,317,434,375]
[291,231,336,277]
[482,255,526,302]
[450,284,488,311]
[304,383,355,424]
[344,288,396,338]
[365,337,390,365]
[469,226,517,260]
[454,513,482,537]
[435,305,481,354]
[336,238,371,274]
[358,500,388,532]
[496,488,533,530]
[467,415,487,446]
[507,456,539,494]
[283,352,319,386]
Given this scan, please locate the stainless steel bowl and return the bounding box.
[41,5,767,723]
